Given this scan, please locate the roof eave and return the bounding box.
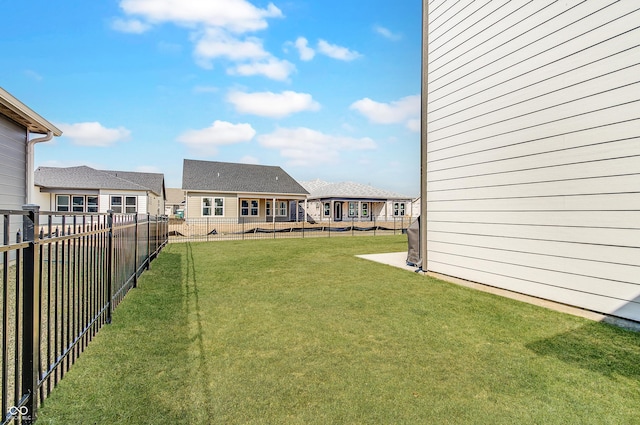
[0,87,62,136]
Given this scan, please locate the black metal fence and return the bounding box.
[168,216,412,242]
[1,206,168,424]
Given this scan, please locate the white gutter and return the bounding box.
[26,130,54,204]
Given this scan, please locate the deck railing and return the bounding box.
[1,206,168,424]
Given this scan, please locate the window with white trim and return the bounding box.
[241,200,259,216]
[361,202,369,217]
[266,201,272,216]
[393,202,406,216]
[323,202,330,216]
[110,196,137,213]
[202,197,212,216]
[202,197,223,216]
[348,202,357,217]
[87,196,98,212]
[276,201,287,217]
[56,195,70,212]
[214,198,223,216]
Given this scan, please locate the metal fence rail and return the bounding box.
[168,216,411,242]
[1,207,168,424]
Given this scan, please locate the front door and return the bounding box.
[334,202,342,221]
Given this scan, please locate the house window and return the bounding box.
[57,195,99,213]
[203,197,224,216]
[125,196,137,213]
[111,196,137,213]
[87,196,98,213]
[241,200,259,216]
[214,198,223,216]
[72,196,85,212]
[266,201,272,216]
[348,202,357,217]
[202,198,212,216]
[110,196,122,213]
[361,203,369,217]
[393,202,406,216]
[56,195,70,212]
[276,201,287,217]
[323,203,330,216]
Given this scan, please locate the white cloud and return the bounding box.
[228,57,296,81]
[294,37,315,61]
[406,118,421,132]
[115,0,289,80]
[317,39,361,61]
[374,25,401,41]
[57,122,131,147]
[177,120,255,155]
[258,127,376,166]
[350,95,420,131]
[118,0,282,33]
[111,18,152,34]
[227,90,320,118]
[193,28,270,67]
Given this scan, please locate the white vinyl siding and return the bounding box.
[425,2,640,321]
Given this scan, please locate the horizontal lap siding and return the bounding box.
[0,116,26,210]
[426,1,640,321]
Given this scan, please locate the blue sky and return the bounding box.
[1,0,422,196]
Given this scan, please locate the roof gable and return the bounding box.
[182,159,308,195]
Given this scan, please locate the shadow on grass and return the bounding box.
[526,322,640,379]
[183,242,215,420]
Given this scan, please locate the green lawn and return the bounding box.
[37,236,640,424]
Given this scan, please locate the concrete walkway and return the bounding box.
[356,252,640,331]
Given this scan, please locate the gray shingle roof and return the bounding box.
[182,159,308,195]
[34,166,165,196]
[102,169,165,197]
[301,179,409,200]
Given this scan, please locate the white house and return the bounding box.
[421,2,640,322]
[34,166,166,216]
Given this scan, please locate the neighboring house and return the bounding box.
[422,2,640,322]
[182,159,308,222]
[165,188,185,217]
[34,166,166,216]
[301,179,414,222]
[0,87,62,209]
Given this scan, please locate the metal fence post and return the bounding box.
[21,204,40,424]
[106,210,114,325]
[133,214,139,288]
[146,213,151,270]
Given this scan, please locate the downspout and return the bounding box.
[419,0,429,272]
[26,130,54,204]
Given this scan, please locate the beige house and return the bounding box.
[421,1,640,322]
[34,166,166,216]
[301,179,414,223]
[182,159,308,222]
